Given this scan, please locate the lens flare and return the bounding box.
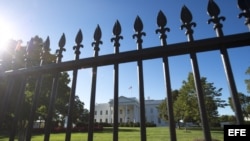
[0,18,14,53]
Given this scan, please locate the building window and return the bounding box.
[120,118,123,123]
[100,119,102,123]
[94,119,96,122]
[106,110,108,115]
[100,110,102,115]
[120,109,122,114]
[127,109,130,114]
[95,111,97,115]
[105,118,108,123]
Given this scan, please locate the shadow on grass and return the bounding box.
[100,127,139,133]
[0,131,9,139]
[210,130,224,134]
[0,136,8,139]
[176,127,224,136]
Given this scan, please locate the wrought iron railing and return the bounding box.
[0,0,250,141]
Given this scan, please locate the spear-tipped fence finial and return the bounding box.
[180,5,196,42]
[155,10,170,46]
[26,38,34,56]
[24,38,34,68]
[237,0,250,30]
[56,33,66,63]
[40,36,50,65]
[207,0,225,37]
[111,20,123,54]
[133,16,146,50]
[73,29,83,60]
[92,25,102,57]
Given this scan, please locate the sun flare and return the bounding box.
[0,18,14,53]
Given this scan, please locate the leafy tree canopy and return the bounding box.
[245,67,250,93]
[158,72,227,126]
[0,36,87,132]
[228,93,250,118]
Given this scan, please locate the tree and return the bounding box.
[175,72,227,125]
[157,90,179,121]
[219,115,236,123]
[157,98,168,121]
[81,108,90,124]
[72,95,85,124]
[158,72,227,128]
[245,67,250,93]
[228,92,250,119]
[0,36,86,138]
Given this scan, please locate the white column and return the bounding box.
[125,105,127,122]
[133,104,136,123]
[109,105,111,123]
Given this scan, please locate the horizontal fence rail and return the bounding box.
[1,32,250,77]
[0,0,250,141]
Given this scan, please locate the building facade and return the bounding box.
[94,96,167,126]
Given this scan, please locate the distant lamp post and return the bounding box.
[59,114,63,127]
[38,116,41,128]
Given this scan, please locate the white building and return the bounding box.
[94,96,167,126]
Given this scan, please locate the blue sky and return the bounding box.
[0,0,249,116]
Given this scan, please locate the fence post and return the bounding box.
[88,25,102,141]
[156,10,177,141]
[26,37,50,141]
[65,30,83,141]
[207,0,244,124]
[44,34,66,141]
[133,16,147,141]
[111,20,123,141]
[181,5,212,141]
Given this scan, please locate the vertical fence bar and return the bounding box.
[88,25,102,141]
[181,6,212,141]
[44,34,66,141]
[10,76,26,141]
[219,48,244,124]
[133,16,146,141]
[111,20,123,141]
[155,11,177,141]
[8,41,31,141]
[9,41,29,140]
[26,38,49,141]
[44,73,59,140]
[65,30,83,141]
[0,78,14,127]
[0,52,15,128]
[9,46,29,140]
[26,75,43,141]
[88,65,97,141]
[207,0,244,124]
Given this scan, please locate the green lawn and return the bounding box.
[0,127,223,141]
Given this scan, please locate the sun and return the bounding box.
[0,18,14,53]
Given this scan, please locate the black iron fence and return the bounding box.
[0,1,250,141]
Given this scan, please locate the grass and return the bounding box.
[0,127,223,141]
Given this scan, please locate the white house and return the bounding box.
[145,99,167,126]
[94,96,167,126]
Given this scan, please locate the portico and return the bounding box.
[94,96,167,126]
